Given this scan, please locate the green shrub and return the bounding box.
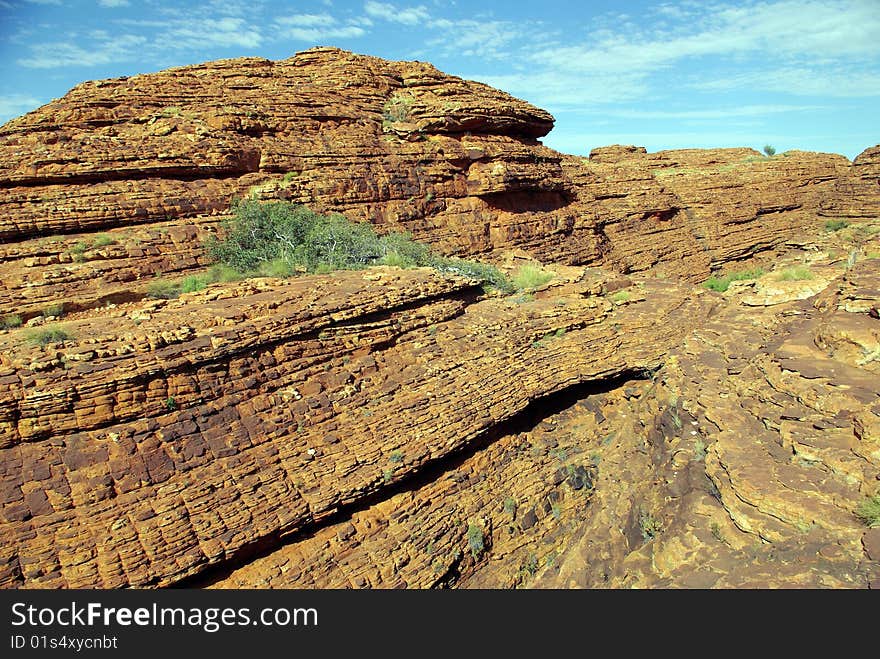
[777,266,813,281]
[146,279,181,299]
[70,241,88,262]
[503,496,517,517]
[206,264,244,282]
[511,264,554,291]
[611,290,631,303]
[180,275,208,294]
[208,200,513,292]
[1,314,22,329]
[855,494,880,527]
[466,523,484,558]
[382,93,414,123]
[27,326,71,346]
[42,302,64,318]
[824,219,849,232]
[763,144,776,156]
[92,234,115,248]
[639,510,662,540]
[704,268,765,292]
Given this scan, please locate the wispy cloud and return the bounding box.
[605,104,827,120]
[155,17,262,50]
[526,0,880,100]
[17,34,147,68]
[364,1,429,26]
[276,14,336,28]
[692,67,880,98]
[274,12,366,41]
[0,94,44,124]
[428,18,527,59]
[98,0,129,7]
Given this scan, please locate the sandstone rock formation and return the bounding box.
[0,48,854,321]
[821,145,880,220]
[1,48,879,590]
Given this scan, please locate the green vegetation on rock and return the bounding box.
[208,199,515,293]
[703,268,764,292]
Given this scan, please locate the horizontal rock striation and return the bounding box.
[820,144,880,220]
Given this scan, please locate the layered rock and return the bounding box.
[820,145,880,220]
[1,48,878,591]
[0,48,856,322]
[587,147,850,277]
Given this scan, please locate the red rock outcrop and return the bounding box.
[1,48,878,591]
[820,144,880,220]
[0,48,855,321]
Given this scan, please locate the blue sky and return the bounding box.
[1,0,878,159]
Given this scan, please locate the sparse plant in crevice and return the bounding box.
[26,326,72,346]
[693,439,707,461]
[511,264,554,291]
[855,494,880,527]
[165,396,177,411]
[207,199,515,293]
[466,522,485,558]
[503,496,517,518]
[639,509,663,541]
[824,219,849,232]
[42,302,64,318]
[611,290,631,303]
[382,92,414,124]
[389,450,404,463]
[1,314,22,329]
[777,266,813,282]
[703,268,764,292]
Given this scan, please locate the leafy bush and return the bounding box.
[180,275,208,294]
[511,264,554,290]
[382,93,414,123]
[856,494,880,527]
[824,219,849,232]
[208,199,514,292]
[42,302,64,318]
[611,290,631,303]
[27,326,71,346]
[146,279,182,299]
[1,314,22,329]
[704,268,765,292]
[777,266,813,281]
[763,144,776,156]
[466,523,485,558]
[92,233,115,248]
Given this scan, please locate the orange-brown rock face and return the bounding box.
[0,266,714,588]
[0,48,855,322]
[584,146,851,279]
[1,48,878,591]
[820,145,880,220]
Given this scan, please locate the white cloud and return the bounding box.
[364,1,430,26]
[276,14,336,27]
[0,94,44,124]
[530,0,880,76]
[427,19,525,59]
[24,0,62,5]
[282,25,365,41]
[98,0,129,7]
[156,17,262,50]
[606,105,827,120]
[692,67,880,98]
[470,70,649,107]
[17,34,147,68]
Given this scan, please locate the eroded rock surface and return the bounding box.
[1,49,879,590]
